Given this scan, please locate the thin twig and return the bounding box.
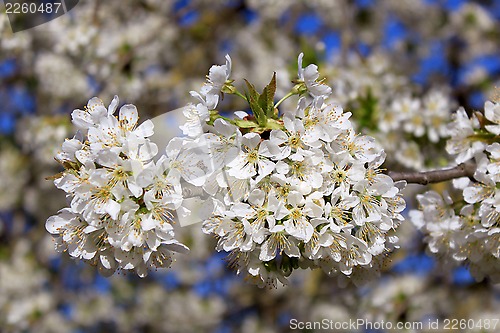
[388,161,476,185]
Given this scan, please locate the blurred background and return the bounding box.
[1,0,500,332]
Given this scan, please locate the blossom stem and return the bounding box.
[274,91,295,109]
[388,161,476,185]
[469,133,500,144]
[233,90,248,102]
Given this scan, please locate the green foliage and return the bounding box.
[244,73,278,127]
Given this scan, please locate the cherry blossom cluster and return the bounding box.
[46,96,189,277]
[184,54,406,287]
[324,53,455,171]
[410,100,500,283]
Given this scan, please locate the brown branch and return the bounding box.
[388,161,476,185]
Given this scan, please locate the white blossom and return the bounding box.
[297,53,332,99]
[484,100,500,135]
[412,99,500,283]
[47,97,189,277]
[196,55,406,287]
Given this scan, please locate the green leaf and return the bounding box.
[234,119,258,128]
[243,74,278,126]
[244,79,267,127]
[258,87,269,117]
[265,72,277,118]
[247,92,266,127]
[244,79,258,100]
[266,118,283,130]
[257,73,277,119]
